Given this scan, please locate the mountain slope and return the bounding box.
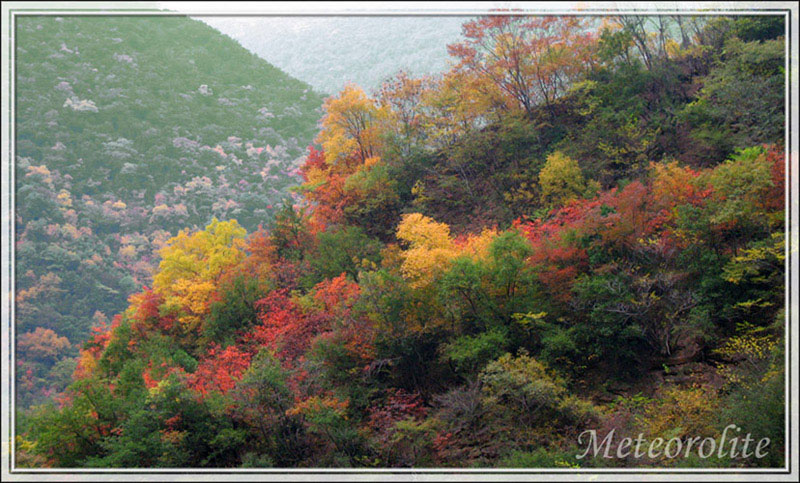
[14,15,325,405]
[16,14,787,470]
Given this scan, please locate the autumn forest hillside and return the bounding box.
[16,14,787,469]
[14,15,324,406]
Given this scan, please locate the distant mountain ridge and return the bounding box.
[197,16,468,95]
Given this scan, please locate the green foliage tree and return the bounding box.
[683,37,784,158]
[204,275,264,346]
[307,226,382,285]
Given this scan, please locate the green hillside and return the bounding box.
[14,15,324,405]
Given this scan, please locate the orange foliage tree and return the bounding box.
[448,15,597,115]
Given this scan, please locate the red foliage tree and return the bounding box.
[368,388,427,436]
[313,273,361,316]
[188,345,252,397]
[246,290,329,363]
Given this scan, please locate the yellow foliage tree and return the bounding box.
[538,151,598,207]
[153,218,247,332]
[641,385,720,443]
[316,84,390,166]
[419,70,500,148]
[396,213,456,289]
[650,160,701,209]
[396,213,498,289]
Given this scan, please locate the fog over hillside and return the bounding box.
[194,16,468,95]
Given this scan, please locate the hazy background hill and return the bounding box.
[14,15,324,405]
[196,16,467,95]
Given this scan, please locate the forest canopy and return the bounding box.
[15,13,786,470]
